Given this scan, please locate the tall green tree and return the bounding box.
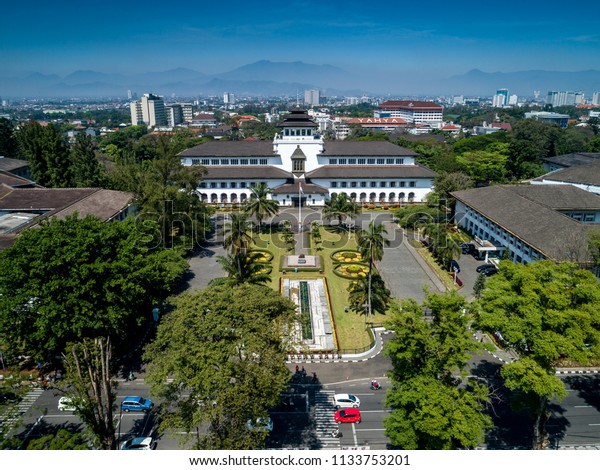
[70,132,106,187]
[214,252,271,286]
[357,221,389,317]
[243,183,279,230]
[423,223,461,270]
[223,212,254,255]
[0,215,189,360]
[62,337,117,450]
[110,134,211,248]
[0,118,19,159]
[384,292,492,449]
[143,284,297,450]
[474,260,600,448]
[323,192,361,226]
[347,274,391,316]
[17,120,72,187]
[507,119,561,179]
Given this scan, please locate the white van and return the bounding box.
[333,393,360,409]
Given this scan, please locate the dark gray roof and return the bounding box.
[272,180,327,195]
[306,165,436,179]
[290,145,307,160]
[534,160,600,187]
[321,141,417,156]
[510,183,600,209]
[0,170,39,188]
[279,109,317,128]
[180,141,275,157]
[0,156,29,172]
[202,166,291,180]
[542,152,600,168]
[451,184,597,261]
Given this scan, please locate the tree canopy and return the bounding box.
[473,260,600,448]
[0,215,189,360]
[143,284,297,449]
[384,292,492,449]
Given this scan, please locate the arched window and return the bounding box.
[350,192,357,202]
[240,193,247,202]
[369,192,376,202]
[230,193,238,203]
[211,193,218,203]
[221,193,228,202]
[379,192,386,202]
[399,192,405,201]
[389,192,396,202]
[360,192,367,202]
[408,192,415,202]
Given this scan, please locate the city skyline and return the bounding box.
[2,1,600,96]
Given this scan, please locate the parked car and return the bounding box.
[121,396,153,413]
[120,436,155,450]
[333,393,360,409]
[246,417,274,432]
[460,243,474,254]
[450,259,460,273]
[482,265,499,276]
[0,391,20,404]
[58,396,76,412]
[476,263,494,273]
[334,408,361,424]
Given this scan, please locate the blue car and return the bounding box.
[121,396,153,413]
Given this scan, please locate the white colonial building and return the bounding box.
[180,109,436,207]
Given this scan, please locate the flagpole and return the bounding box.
[298,180,302,232]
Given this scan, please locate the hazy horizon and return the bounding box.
[2,0,600,97]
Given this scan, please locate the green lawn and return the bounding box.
[251,225,387,351]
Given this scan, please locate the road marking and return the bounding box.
[352,423,358,446]
[575,405,593,408]
[358,410,392,413]
[589,424,600,426]
[355,428,386,432]
[354,393,375,396]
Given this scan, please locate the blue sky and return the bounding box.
[2,0,599,78]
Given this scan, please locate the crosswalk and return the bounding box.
[1,386,44,429]
[313,390,340,449]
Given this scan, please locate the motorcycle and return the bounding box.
[331,428,342,438]
[370,381,382,390]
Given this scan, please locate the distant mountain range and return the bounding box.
[1,61,599,98]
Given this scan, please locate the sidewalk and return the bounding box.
[287,327,390,364]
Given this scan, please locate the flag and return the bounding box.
[299,183,304,194]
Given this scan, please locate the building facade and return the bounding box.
[179,109,435,206]
[452,184,600,265]
[375,100,443,128]
[130,93,167,127]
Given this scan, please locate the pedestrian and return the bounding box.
[295,364,299,373]
[301,366,306,377]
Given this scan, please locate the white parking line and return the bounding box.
[355,428,386,432]
[352,423,358,446]
[575,405,593,408]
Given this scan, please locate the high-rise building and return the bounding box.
[492,89,509,107]
[304,89,320,107]
[165,104,183,127]
[546,91,584,107]
[508,94,518,106]
[130,93,167,127]
[223,92,235,109]
[181,104,194,123]
[592,92,600,105]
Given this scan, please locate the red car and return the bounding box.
[334,408,361,424]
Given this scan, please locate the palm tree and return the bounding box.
[423,223,460,269]
[223,212,253,255]
[243,183,279,231]
[323,193,360,227]
[214,252,271,286]
[347,274,391,316]
[357,221,389,317]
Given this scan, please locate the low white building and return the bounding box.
[180,109,435,206]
